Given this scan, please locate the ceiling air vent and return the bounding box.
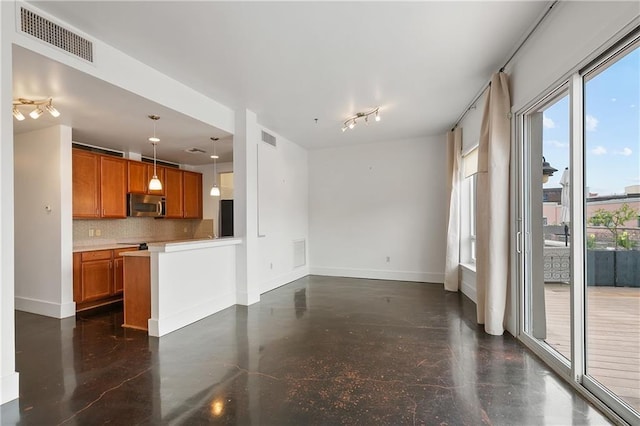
[261,130,277,147]
[20,7,94,63]
[185,148,207,154]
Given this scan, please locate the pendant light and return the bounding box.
[148,115,163,191]
[210,137,220,197]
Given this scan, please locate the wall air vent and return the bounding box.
[185,148,207,154]
[261,130,277,147]
[141,157,180,169]
[20,7,94,63]
[72,143,123,157]
[293,239,306,268]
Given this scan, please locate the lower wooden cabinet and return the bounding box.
[73,247,139,311]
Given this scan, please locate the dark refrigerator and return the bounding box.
[220,199,234,237]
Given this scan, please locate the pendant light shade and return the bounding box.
[149,174,163,191]
[210,137,220,197]
[148,115,162,191]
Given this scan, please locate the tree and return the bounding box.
[588,203,638,250]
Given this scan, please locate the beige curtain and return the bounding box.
[476,72,511,335]
[444,128,462,292]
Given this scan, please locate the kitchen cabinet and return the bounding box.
[73,247,139,311]
[127,161,166,196]
[183,171,203,219]
[127,161,147,194]
[123,254,151,331]
[114,247,138,294]
[72,149,127,219]
[77,250,113,303]
[72,149,100,218]
[100,156,127,218]
[165,168,184,218]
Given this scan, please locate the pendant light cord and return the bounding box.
[153,142,158,176]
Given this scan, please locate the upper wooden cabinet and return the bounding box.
[127,161,148,194]
[72,150,101,218]
[165,168,184,218]
[127,161,166,196]
[183,171,203,219]
[100,157,127,218]
[73,149,126,219]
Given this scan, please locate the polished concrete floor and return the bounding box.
[0,276,612,425]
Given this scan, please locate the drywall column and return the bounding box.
[234,109,261,305]
[14,126,75,318]
[0,1,19,405]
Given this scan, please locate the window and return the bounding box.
[469,173,477,262]
[462,146,478,264]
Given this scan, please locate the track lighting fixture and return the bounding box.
[341,107,380,132]
[147,115,163,191]
[12,97,61,120]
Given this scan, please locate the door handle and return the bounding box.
[516,231,522,254]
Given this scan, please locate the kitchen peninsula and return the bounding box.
[123,237,242,337]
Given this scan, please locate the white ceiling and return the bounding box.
[18,1,548,160]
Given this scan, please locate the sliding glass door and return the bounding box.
[582,41,640,417]
[519,33,639,424]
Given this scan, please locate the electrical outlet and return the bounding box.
[270,262,273,270]
[95,229,101,237]
[89,229,94,237]
[386,256,391,263]
[183,227,188,233]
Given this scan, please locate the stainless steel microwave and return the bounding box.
[127,194,166,217]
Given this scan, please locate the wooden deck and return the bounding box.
[545,284,640,412]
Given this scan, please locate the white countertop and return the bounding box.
[148,237,242,253]
[73,243,139,253]
[121,250,151,257]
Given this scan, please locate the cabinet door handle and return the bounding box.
[109,261,112,269]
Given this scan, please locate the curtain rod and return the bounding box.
[450,0,559,131]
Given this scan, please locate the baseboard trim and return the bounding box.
[261,267,310,294]
[15,296,76,319]
[309,267,443,283]
[1,372,20,405]
[149,292,236,337]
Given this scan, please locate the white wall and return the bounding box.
[14,126,74,318]
[0,0,19,406]
[309,136,447,283]
[256,128,309,294]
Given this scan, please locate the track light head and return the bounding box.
[29,107,43,119]
[13,107,25,121]
[45,100,60,117]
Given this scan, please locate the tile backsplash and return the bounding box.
[73,218,214,244]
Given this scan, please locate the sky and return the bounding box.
[542,46,639,196]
